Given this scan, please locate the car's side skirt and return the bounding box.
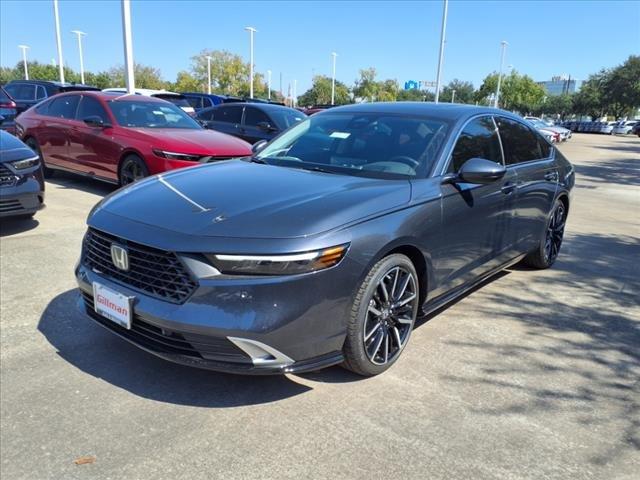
[421,253,527,317]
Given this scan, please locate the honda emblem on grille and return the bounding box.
[110,244,129,271]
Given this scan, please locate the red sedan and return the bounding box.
[16,91,252,185]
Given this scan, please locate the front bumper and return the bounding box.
[0,176,44,217]
[75,248,358,374]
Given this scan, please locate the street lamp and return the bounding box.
[293,79,297,108]
[494,41,508,108]
[451,89,456,103]
[52,0,65,83]
[71,30,87,84]
[18,45,29,80]
[331,52,338,105]
[205,55,212,94]
[434,0,449,103]
[245,26,257,99]
[267,70,272,100]
[121,0,135,93]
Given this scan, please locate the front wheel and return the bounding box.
[118,154,149,186]
[342,254,420,376]
[522,199,567,269]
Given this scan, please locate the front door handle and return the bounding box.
[501,182,516,195]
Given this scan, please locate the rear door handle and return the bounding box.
[544,171,558,181]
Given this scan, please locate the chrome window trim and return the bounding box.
[493,114,556,168]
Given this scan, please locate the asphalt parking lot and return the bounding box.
[1,133,638,480]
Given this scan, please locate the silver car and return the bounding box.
[612,121,638,135]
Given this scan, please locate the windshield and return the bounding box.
[270,109,306,130]
[256,112,450,178]
[107,100,201,129]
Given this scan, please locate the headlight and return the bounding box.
[11,155,39,170]
[207,244,349,275]
[153,149,201,162]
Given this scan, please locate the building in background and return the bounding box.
[537,75,577,96]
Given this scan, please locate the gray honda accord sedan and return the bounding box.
[75,103,574,376]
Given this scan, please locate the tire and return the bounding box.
[25,138,54,178]
[342,254,420,376]
[118,154,149,186]
[522,199,567,269]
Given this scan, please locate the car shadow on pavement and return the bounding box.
[439,232,640,467]
[0,216,39,237]
[38,289,312,407]
[46,171,118,197]
[575,155,640,187]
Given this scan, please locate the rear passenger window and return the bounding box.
[197,108,215,121]
[448,116,503,173]
[47,95,80,119]
[186,97,202,109]
[216,106,243,124]
[496,117,543,165]
[4,83,36,101]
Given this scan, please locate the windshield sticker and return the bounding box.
[330,131,350,139]
[417,123,432,138]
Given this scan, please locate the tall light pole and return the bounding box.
[52,0,65,83]
[293,79,297,108]
[18,45,29,80]
[245,26,257,98]
[494,41,508,108]
[121,0,135,93]
[451,89,456,103]
[71,30,86,84]
[331,52,338,105]
[206,55,212,94]
[267,70,272,100]
[434,0,449,103]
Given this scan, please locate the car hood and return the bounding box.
[545,126,569,134]
[126,128,252,156]
[94,160,411,239]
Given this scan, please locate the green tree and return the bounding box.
[297,75,350,106]
[107,63,167,89]
[189,49,267,97]
[572,70,608,119]
[353,67,379,102]
[440,79,475,104]
[172,70,203,92]
[604,55,640,118]
[476,70,545,112]
[397,89,434,102]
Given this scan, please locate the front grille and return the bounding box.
[0,198,22,212]
[0,164,17,187]
[81,291,250,363]
[82,228,198,304]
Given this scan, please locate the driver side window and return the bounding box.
[447,117,503,173]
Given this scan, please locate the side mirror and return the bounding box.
[455,158,506,184]
[0,115,5,125]
[257,121,276,132]
[83,116,111,128]
[252,139,268,154]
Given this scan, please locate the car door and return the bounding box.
[68,95,120,179]
[495,116,558,255]
[431,116,518,297]
[241,106,277,144]
[39,94,80,170]
[204,105,243,138]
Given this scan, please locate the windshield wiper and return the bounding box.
[298,165,339,175]
[245,156,268,164]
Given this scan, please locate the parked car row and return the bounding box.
[524,117,571,143]
[561,119,639,135]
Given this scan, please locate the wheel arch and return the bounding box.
[364,240,432,309]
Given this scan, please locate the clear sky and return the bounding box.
[1,0,639,93]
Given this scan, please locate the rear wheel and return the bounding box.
[342,254,419,376]
[523,199,567,269]
[118,154,149,186]
[24,138,54,178]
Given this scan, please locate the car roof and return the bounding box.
[102,88,183,97]
[6,79,97,89]
[322,102,507,121]
[55,90,170,103]
[211,102,301,112]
